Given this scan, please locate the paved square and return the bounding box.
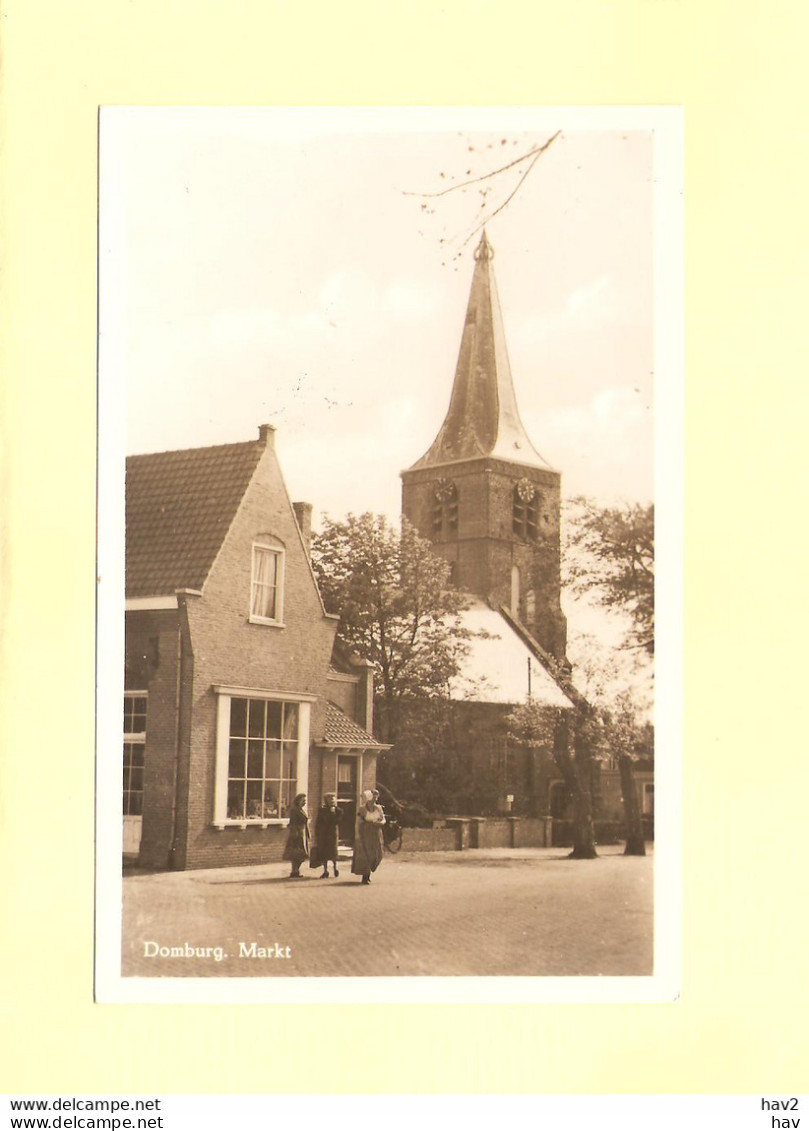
[122,846,653,977]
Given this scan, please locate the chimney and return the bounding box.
[258,423,276,449]
[293,501,313,555]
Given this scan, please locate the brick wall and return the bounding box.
[127,443,346,871]
[179,446,338,870]
[325,673,358,719]
[125,608,194,870]
[401,828,458,851]
[401,458,567,660]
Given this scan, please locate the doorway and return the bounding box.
[336,755,358,845]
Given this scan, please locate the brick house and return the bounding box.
[124,423,387,870]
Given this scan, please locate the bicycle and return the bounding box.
[382,816,403,854]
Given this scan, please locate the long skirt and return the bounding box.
[351,821,384,875]
[310,810,341,868]
[282,819,310,865]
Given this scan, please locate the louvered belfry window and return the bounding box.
[431,479,458,539]
[512,481,539,542]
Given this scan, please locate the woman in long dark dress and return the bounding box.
[351,789,386,885]
[309,792,342,878]
[282,793,310,878]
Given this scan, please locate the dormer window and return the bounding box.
[250,537,285,625]
[431,479,459,540]
[513,481,539,542]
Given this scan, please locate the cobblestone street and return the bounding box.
[122,846,653,978]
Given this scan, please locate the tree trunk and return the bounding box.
[618,754,646,856]
[553,715,598,859]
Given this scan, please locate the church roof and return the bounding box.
[125,435,266,598]
[408,231,554,473]
[448,599,573,708]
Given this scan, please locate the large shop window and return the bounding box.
[123,692,147,816]
[213,688,312,827]
[250,537,285,624]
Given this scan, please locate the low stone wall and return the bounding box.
[514,817,554,848]
[401,827,458,852]
[475,818,513,849]
[399,816,553,852]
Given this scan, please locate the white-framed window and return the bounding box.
[212,686,312,828]
[123,691,148,816]
[249,537,284,625]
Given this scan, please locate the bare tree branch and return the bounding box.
[455,135,561,249]
[403,131,562,200]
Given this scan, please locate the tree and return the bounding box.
[567,638,652,857]
[564,497,654,655]
[311,513,474,744]
[506,655,600,860]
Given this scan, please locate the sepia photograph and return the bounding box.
[95,106,681,1001]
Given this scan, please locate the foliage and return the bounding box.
[311,513,474,742]
[507,694,599,860]
[564,497,655,655]
[568,638,653,761]
[566,644,652,856]
[506,698,562,752]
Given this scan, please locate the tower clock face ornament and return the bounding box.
[516,478,536,503]
[433,478,456,503]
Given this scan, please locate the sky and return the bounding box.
[102,108,655,526]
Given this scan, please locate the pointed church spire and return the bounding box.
[409,231,553,471]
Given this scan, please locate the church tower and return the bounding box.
[401,231,567,661]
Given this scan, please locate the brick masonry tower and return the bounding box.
[401,231,568,661]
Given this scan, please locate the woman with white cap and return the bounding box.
[351,789,386,884]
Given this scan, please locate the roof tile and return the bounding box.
[321,702,384,749]
[126,439,264,597]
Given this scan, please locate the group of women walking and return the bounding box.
[282,789,386,885]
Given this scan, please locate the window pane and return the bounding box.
[123,739,145,816]
[253,546,278,587]
[230,698,248,737]
[228,738,246,778]
[251,547,279,619]
[262,783,280,818]
[282,702,298,740]
[124,695,148,734]
[251,582,276,620]
[265,700,283,738]
[227,780,246,819]
[246,740,264,779]
[124,791,143,816]
[264,743,282,781]
[248,698,266,737]
[245,781,263,818]
[285,756,296,782]
[278,780,293,818]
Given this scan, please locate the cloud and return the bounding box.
[566,273,611,315]
[533,386,653,501]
